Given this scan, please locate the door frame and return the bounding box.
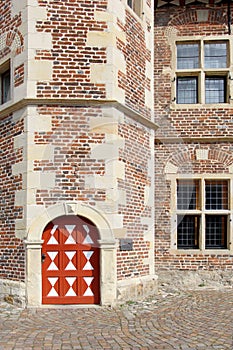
[25,202,117,307]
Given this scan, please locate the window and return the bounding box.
[205,77,226,104]
[176,179,229,250]
[127,0,142,17]
[175,40,229,104]
[177,77,197,104]
[0,61,11,105]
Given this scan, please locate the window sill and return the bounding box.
[171,102,232,109]
[169,249,232,255]
[0,99,13,112]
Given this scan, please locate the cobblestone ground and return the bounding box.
[0,289,233,349]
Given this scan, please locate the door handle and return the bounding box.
[41,253,46,263]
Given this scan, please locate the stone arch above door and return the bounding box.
[25,202,117,307]
[27,202,115,243]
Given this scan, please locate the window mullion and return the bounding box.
[229,179,233,251]
[200,71,205,105]
[200,178,205,250]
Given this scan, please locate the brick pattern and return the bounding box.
[34,106,106,206]
[0,1,25,282]
[35,0,108,99]
[33,107,153,280]
[169,8,227,27]
[154,4,233,270]
[118,119,152,279]
[0,115,24,281]
[0,0,154,288]
[0,1,23,58]
[118,11,152,119]
[14,64,24,87]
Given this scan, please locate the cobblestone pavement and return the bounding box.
[1,289,233,349]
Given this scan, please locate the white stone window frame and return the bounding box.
[169,174,233,255]
[126,0,144,19]
[0,56,12,108]
[172,36,232,107]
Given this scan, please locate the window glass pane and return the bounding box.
[205,180,228,210]
[127,0,141,15]
[205,215,227,249]
[204,42,227,68]
[177,77,197,104]
[177,44,199,69]
[177,215,199,249]
[2,70,10,104]
[177,180,199,210]
[205,77,226,104]
[127,0,133,7]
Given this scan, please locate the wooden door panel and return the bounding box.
[42,215,100,304]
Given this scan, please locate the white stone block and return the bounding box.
[21,172,55,190]
[26,114,52,132]
[90,143,119,159]
[105,83,125,103]
[90,117,118,134]
[228,164,233,173]
[145,60,152,80]
[28,5,47,20]
[107,47,126,74]
[85,175,116,189]
[27,205,45,221]
[105,160,125,179]
[12,161,34,175]
[145,88,153,109]
[28,33,53,50]
[87,31,117,47]
[197,10,209,22]
[15,190,26,206]
[14,84,27,102]
[90,64,117,83]
[102,107,124,122]
[106,188,126,205]
[104,214,123,229]
[14,134,26,150]
[11,0,26,16]
[105,134,125,148]
[94,10,116,23]
[26,80,37,98]
[15,229,27,239]
[15,218,27,231]
[25,144,54,161]
[28,60,53,81]
[108,0,125,25]
[196,149,209,160]
[13,51,27,67]
[164,161,178,174]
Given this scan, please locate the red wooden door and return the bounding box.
[42,215,100,304]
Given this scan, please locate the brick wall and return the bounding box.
[118,10,152,119]
[0,0,23,58]
[154,4,233,271]
[0,114,24,281]
[0,0,154,291]
[118,118,152,279]
[35,0,108,99]
[32,106,153,280]
[0,0,25,282]
[34,106,106,205]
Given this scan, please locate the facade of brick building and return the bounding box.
[154,1,233,281]
[0,0,156,306]
[1,0,233,306]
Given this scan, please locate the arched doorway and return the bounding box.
[41,215,100,304]
[26,202,116,307]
